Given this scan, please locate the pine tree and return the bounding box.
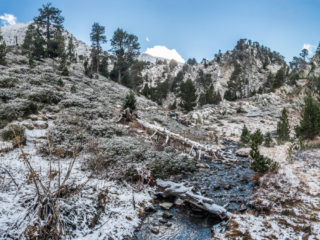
[124,91,136,110]
[295,95,320,139]
[34,3,64,53]
[47,30,65,58]
[196,70,212,86]
[251,129,264,145]
[0,30,6,65]
[67,37,76,62]
[199,85,221,106]
[224,64,242,100]
[28,55,35,68]
[240,125,251,144]
[110,28,140,84]
[179,79,197,112]
[250,139,278,172]
[264,132,272,147]
[272,67,286,90]
[277,108,290,141]
[99,55,109,78]
[22,24,45,60]
[90,22,107,73]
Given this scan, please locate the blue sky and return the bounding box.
[1,0,320,62]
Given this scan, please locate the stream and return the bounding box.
[135,141,255,240]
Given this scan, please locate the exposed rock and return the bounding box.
[150,227,160,234]
[236,148,251,157]
[159,202,173,210]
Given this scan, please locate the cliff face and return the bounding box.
[139,39,286,108]
[1,22,91,57]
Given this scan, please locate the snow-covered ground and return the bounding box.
[0,115,153,239]
[214,144,320,239]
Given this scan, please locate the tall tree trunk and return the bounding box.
[46,17,50,54]
[118,69,121,84]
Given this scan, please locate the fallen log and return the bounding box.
[137,119,221,160]
[156,179,231,220]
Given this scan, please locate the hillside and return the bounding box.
[0,21,320,240]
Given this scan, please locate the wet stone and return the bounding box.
[159,218,168,224]
[162,212,173,219]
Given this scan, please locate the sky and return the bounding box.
[1,0,320,62]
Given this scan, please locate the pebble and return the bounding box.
[174,198,184,206]
[166,222,172,227]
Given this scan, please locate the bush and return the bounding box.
[0,78,17,88]
[0,120,8,129]
[29,90,62,104]
[61,66,69,76]
[70,84,76,93]
[23,101,38,116]
[123,91,136,110]
[58,78,65,87]
[1,125,26,146]
[149,154,196,179]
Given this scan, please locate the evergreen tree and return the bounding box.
[272,67,286,90]
[123,91,137,110]
[251,129,264,145]
[224,64,242,100]
[295,95,320,139]
[179,79,197,112]
[22,24,45,60]
[47,30,65,58]
[264,132,272,147]
[0,30,6,65]
[110,28,140,85]
[171,70,184,92]
[240,125,251,144]
[90,22,107,73]
[299,48,308,61]
[199,85,221,106]
[67,37,76,62]
[28,55,35,68]
[277,108,290,141]
[99,55,109,78]
[187,58,197,65]
[34,3,64,54]
[141,83,151,98]
[250,138,278,172]
[196,69,212,86]
[128,60,145,90]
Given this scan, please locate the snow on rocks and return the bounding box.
[156,179,231,220]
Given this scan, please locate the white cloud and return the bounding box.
[146,37,150,42]
[0,13,17,25]
[302,43,316,55]
[145,45,185,63]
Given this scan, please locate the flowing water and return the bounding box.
[135,141,255,240]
